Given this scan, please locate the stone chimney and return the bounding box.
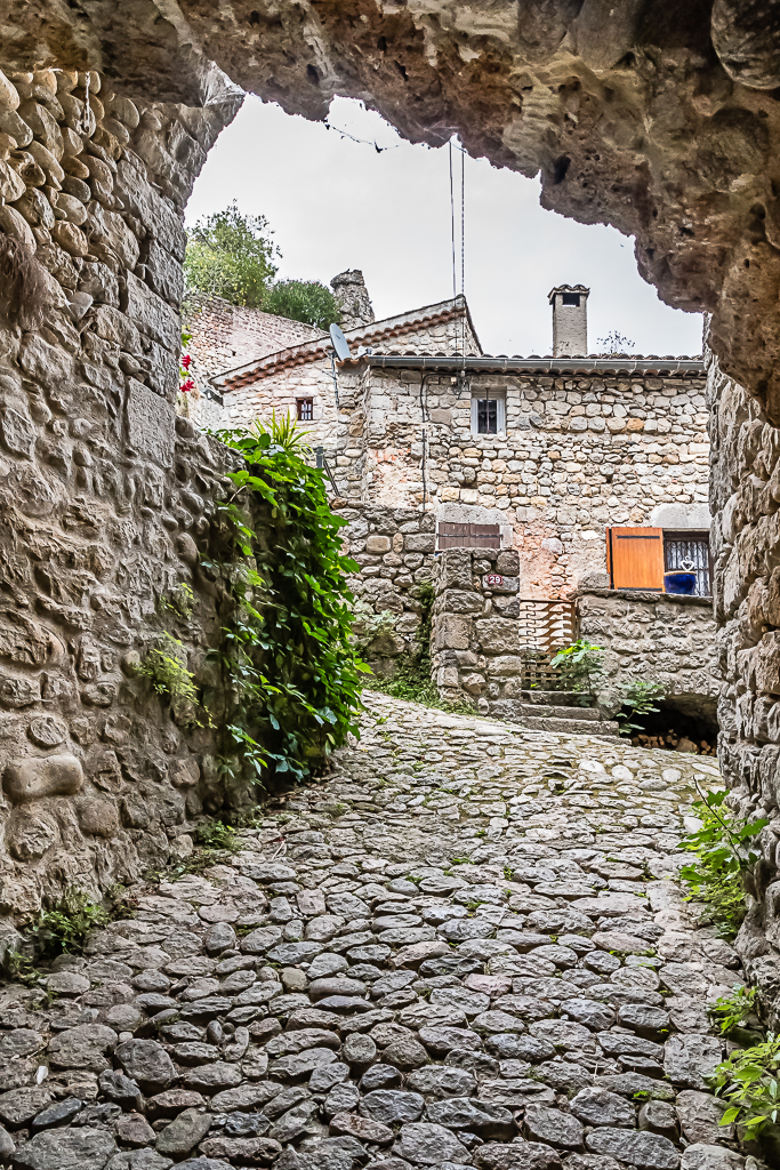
[330,269,375,331]
[548,284,590,356]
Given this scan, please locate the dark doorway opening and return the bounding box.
[623,697,718,756]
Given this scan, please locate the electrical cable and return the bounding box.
[324,120,401,152]
[460,142,466,362]
[448,141,457,301]
[419,373,430,509]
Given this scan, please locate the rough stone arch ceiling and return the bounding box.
[2,0,779,412]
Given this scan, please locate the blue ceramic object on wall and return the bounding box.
[664,571,697,595]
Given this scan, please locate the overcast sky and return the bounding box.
[187,95,703,358]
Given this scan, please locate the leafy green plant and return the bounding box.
[709,985,760,1036]
[679,788,768,938]
[193,819,238,853]
[184,201,279,307]
[206,417,368,790]
[137,632,204,727]
[549,640,604,693]
[616,678,666,736]
[263,279,342,329]
[2,889,118,981]
[27,890,110,958]
[160,582,195,621]
[710,1033,780,1141]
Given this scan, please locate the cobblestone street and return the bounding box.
[0,695,756,1170]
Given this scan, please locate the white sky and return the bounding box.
[187,95,703,357]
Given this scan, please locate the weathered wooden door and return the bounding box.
[606,527,665,590]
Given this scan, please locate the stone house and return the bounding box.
[208,276,710,603]
[190,274,720,725]
[183,288,323,429]
[197,277,718,725]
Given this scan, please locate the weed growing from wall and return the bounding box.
[137,632,204,727]
[367,581,438,705]
[709,985,760,1037]
[678,788,768,938]
[616,678,666,735]
[208,418,367,789]
[159,581,195,621]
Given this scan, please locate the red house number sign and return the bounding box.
[485,573,504,587]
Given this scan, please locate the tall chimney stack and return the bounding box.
[548,284,590,356]
[330,269,375,331]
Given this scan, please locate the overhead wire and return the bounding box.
[324,120,401,152]
[448,140,457,300]
[460,141,466,361]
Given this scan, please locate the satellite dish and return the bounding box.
[329,323,352,361]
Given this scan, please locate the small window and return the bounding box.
[438,522,501,550]
[664,531,712,597]
[562,292,581,306]
[471,392,505,436]
[296,397,314,421]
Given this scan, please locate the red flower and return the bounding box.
[180,378,195,393]
[181,354,192,369]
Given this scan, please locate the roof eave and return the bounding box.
[365,354,706,376]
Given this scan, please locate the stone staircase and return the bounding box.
[493,689,619,738]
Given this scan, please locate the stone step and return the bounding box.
[516,702,603,721]
[520,713,620,737]
[519,689,595,708]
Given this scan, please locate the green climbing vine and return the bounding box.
[205,418,368,790]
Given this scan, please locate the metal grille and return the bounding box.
[476,399,498,434]
[437,522,501,550]
[663,531,711,597]
[518,599,578,689]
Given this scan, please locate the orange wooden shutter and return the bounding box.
[607,527,665,590]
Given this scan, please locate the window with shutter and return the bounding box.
[606,527,665,590]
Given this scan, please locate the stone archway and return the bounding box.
[0,1,779,994]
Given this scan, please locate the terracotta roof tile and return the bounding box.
[213,295,481,391]
[183,291,324,388]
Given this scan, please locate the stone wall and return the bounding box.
[431,547,522,715]
[708,356,780,1006]
[577,588,719,718]
[341,364,710,596]
[431,551,719,724]
[0,65,241,922]
[338,504,435,668]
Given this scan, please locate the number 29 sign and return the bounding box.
[484,573,504,587]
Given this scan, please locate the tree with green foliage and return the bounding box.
[184,203,342,329]
[263,278,342,330]
[184,201,279,307]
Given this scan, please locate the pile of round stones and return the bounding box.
[0,695,762,1170]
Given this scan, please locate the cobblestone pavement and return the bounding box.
[0,695,760,1170]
